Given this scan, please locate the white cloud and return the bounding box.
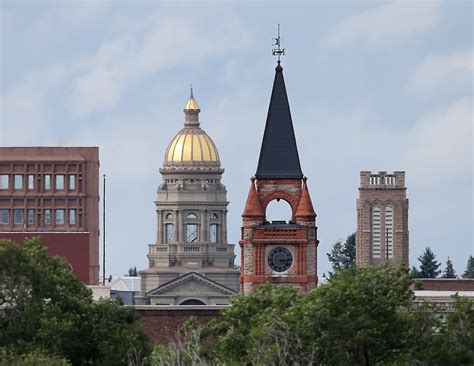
[407,50,474,97]
[0,65,67,145]
[400,98,472,185]
[72,16,253,117]
[327,0,441,49]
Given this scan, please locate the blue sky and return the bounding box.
[1,1,472,278]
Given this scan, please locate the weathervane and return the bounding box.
[272,24,286,62]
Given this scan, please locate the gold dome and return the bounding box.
[164,90,219,164]
[165,128,219,162]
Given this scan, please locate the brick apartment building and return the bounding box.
[0,147,100,284]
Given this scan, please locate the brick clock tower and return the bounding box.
[240,60,318,293]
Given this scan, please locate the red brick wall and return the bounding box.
[136,307,221,344]
[0,232,90,283]
[414,278,474,291]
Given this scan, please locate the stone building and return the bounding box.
[0,147,100,284]
[356,171,409,267]
[136,92,239,305]
[240,61,318,293]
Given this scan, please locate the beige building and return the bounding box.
[356,171,409,267]
[0,147,100,284]
[136,92,239,305]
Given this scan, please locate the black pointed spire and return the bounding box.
[255,62,303,179]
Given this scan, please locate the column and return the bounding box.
[157,209,163,244]
[200,209,207,243]
[174,210,180,243]
[222,209,228,244]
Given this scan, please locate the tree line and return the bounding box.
[327,233,474,279]
[1,237,473,365]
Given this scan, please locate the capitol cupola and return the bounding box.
[137,88,240,306]
[162,90,222,173]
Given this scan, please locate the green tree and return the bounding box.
[294,264,419,365]
[463,255,474,278]
[413,296,474,364]
[442,257,456,278]
[0,238,150,365]
[208,284,304,365]
[127,266,138,277]
[205,264,421,365]
[327,232,356,274]
[412,246,441,278]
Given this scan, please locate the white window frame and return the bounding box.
[69,209,76,225]
[14,175,23,190]
[56,175,65,190]
[44,209,51,225]
[0,209,9,224]
[56,209,65,225]
[0,175,9,190]
[69,175,76,191]
[28,175,34,190]
[27,209,35,225]
[13,209,23,225]
[44,175,51,190]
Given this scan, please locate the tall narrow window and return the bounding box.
[385,206,393,259]
[28,175,34,190]
[210,224,218,243]
[69,209,76,225]
[372,205,381,258]
[44,175,51,190]
[14,175,23,190]
[13,209,23,225]
[44,209,51,225]
[186,224,198,243]
[165,223,174,243]
[0,175,8,189]
[56,209,65,225]
[0,209,9,224]
[27,209,35,225]
[69,175,76,191]
[56,175,64,190]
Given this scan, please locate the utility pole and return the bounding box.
[102,174,106,285]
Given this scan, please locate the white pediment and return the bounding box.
[146,272,236,298]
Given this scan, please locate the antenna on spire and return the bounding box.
[272,24,286,62]
[190,84,194,97]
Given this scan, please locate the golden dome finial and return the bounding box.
[184,86,200,112]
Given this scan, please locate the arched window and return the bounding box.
[186,213,198,219]
[165,212,173,220]
[372,205,381,258]
[385,206,393,259]
[180,299,206,305]
[265,199,292,223]
[211,213,219,220]
[210,223,218,243]
[165,223,174,243]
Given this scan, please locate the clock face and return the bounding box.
[268,247,293,272]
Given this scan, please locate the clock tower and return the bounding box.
[240,60,318,293]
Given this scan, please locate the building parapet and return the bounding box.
[360,171,405,189]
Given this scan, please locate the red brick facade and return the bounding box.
[240,177,318,293]
[136,306,222,344]
[0,147,100,284]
